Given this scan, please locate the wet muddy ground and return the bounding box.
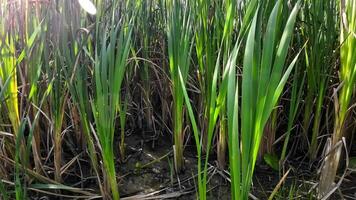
[26,129,356,199]
[116,132,356,199]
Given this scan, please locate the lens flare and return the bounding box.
[78,0,97,15]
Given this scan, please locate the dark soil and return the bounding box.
[25,129,356,199]
[115,131,356,200]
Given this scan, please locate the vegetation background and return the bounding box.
[0,0,355,199]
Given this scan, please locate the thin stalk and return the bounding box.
[137,0,154,131]
[46,3,68,182]
[217,0,237,170]
[92,1,133,198]
[237,1,301,198]
[301,0,338,159]
[59,1,104,194]
[21,1,47,174]
[319,0,356,197]
[0,2,21,148]
[280,65,306,164]
[166,0,193,172]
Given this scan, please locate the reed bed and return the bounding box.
[0,0,355,199]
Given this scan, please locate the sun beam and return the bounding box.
[78,0,97,15]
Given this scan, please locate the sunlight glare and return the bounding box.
[78,0,97,15]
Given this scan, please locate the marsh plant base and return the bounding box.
[0,0,355,199]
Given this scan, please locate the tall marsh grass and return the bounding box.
[319,0,356,197]
[91,1,133,199]
[0,0,355,200]
[166,0,193,172]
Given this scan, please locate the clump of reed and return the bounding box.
[0,0,355,200]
